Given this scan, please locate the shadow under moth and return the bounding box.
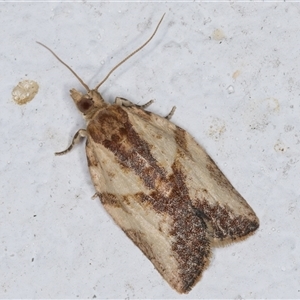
[38,14,259,293]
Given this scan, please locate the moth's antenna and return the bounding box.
[94,13,165,91]
[36,41,90,92]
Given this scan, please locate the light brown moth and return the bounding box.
[38,15,259,294]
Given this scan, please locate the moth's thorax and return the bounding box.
[70,88,108,121]
[87,105,128,144]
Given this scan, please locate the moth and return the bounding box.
[38,15,259,293]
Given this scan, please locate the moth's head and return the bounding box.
[70,88,107,120]
[37,13,165,121]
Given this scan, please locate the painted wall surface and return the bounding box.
[1,2,299,298]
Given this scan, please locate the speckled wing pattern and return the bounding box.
[85,104,259,293]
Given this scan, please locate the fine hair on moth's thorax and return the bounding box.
[38,14,259,294]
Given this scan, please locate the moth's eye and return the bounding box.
[77,97,93,113]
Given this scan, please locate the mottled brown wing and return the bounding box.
[174,128,260,245]
[124,105,259,244]
[85,104,258,293]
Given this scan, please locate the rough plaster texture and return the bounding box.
[1,2,299,299]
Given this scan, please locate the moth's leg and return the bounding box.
[138,100,154,109]
[55,129,87,156]
[114,97,134,106]
[165,106,176,120]
[115,97,154,109]
[91,192,100,200]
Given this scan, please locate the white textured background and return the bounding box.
[1,2,299,299]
